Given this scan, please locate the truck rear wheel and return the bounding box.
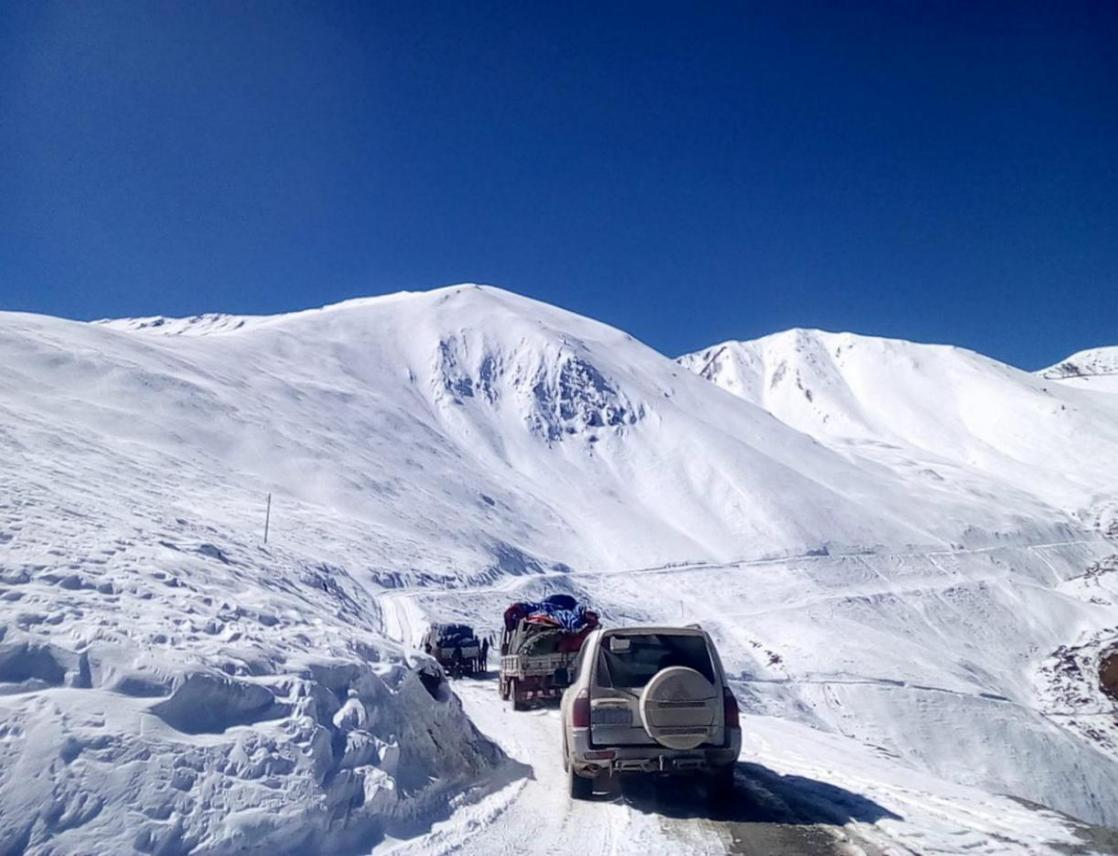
[511,678,528,711]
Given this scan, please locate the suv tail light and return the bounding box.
[723,687,740,729]
[572,689,591,728]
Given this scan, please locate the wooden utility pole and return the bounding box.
[264,492,272,544]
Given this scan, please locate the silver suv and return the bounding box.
[559,625,741,800]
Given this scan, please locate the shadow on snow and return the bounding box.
[609,761,903,827]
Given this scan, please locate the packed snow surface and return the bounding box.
[2,286,1117,854]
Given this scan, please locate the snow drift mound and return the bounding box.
[0,480,504,853]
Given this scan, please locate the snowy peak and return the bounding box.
[1041,346,1118,380]
[679,328,1002,442]
[679,329,1118,515]
[403,288,648,443]
[96,286,647,445]
[681,328,866,421]
[5,286,1051,577]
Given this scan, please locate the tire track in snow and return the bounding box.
[383,680,636,855]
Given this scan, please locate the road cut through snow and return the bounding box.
[374,576,1115,856]
[379,678,862,856]
[381,675,1111,855]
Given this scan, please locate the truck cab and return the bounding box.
[421,623,482,678]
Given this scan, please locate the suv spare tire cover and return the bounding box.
[639,666,718,751]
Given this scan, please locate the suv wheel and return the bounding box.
[568,766,593,800]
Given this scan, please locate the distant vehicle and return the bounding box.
[559,625,741,800]
[499,595,599,710]
[422,623,482,678]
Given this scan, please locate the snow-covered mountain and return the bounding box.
[1041,345,1118,378]
[680,329,1118,524]
[2,287,1116,854]
[1040,346,1118,393]
[677,329,1118,823]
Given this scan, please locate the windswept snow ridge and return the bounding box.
[95,312,256,336]
[2,286,1117,853]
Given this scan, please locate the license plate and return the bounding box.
[591,707,633,725]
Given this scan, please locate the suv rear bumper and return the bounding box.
[570,729,740,776]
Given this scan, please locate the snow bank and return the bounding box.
[0,484,503,853]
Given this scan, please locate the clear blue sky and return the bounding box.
[2,2,1115,368]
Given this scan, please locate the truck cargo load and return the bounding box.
[499,595,599,709]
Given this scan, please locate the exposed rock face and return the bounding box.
[1102,649,1118,704]
[433,334,643,443]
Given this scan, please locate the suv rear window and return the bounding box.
[596,633,714,689]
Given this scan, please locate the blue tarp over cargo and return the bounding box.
[503,594,599,632]
[433,624,478,646]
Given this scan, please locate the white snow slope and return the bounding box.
[679,330,1118,520]
[1,286,1116,854]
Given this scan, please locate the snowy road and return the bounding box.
[382,675,1118,856]
[382,678,868,856]
[375,588,887,856]
[374,562,1117,856]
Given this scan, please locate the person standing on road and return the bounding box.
[480,636,490,673]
